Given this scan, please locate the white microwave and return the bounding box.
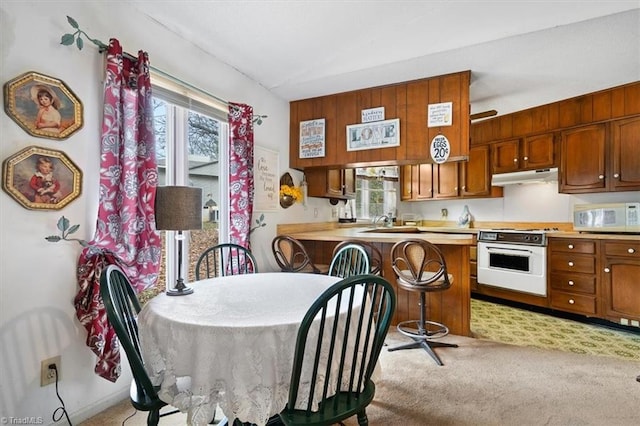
[573,202,640,233]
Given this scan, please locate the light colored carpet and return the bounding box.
[80,331,640,426]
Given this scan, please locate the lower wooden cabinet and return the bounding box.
[601,240,640,325]
[548,238,599,316]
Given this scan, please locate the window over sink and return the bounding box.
[355,167,398,220]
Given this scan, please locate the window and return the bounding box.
[151,73,229,290]
[355,167,398,220]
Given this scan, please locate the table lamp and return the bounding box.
[155,186,202,296]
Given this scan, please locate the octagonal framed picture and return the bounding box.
[3,71,83,140]
[2,146,82,210]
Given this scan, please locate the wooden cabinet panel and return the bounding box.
[602,258,640,323]
[550,272,596,294]
[550,291,597,315]
[560,124,607,193]
[610,116,640,191]
[492,133,555,174]
[306,168,355,200]
[460,145,491,197]
[548,239,596,255]
[491,139,520,174]
[400,164,433,200]
[433,161,459,198]
[550,254,596,274]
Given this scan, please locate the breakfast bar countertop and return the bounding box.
[285,226,476,245]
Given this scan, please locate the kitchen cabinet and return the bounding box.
[601,240,640,325]
[491,133,556,174]
[548,238,599,316]
[400,146,502,201]
[289,71,471,169]
[306,167,356,200]
[559,116,640,193]
[469,245,478,291]
[610,116,640,191]
[400,164,433,201]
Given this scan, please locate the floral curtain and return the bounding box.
[74,38,161,382]
[228,103,254,251]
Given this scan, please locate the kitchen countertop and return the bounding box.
[286,226,475,245]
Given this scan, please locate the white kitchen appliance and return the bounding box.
[477,229,548,296]
[573,202,640,233]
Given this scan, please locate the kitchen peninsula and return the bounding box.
[278,224,475,336]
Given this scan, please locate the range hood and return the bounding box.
[491,167,559,186]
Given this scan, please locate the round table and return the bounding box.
[138,272,341,425]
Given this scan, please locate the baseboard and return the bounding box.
[67,388,129,426]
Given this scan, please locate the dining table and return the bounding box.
[138,272,343,426]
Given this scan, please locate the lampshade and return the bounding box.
[155,186,203,231]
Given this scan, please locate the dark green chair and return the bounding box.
[328,243,370,278]
[195,243,258,280]
[99,264,183,426]
[332,240,383,277]
[279,275,396,426]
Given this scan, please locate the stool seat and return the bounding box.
[387,239,458,366]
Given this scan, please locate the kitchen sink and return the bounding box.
[360,226,427,234]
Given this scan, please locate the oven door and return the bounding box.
[477,242,547,296]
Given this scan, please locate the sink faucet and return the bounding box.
[372,214,392,228]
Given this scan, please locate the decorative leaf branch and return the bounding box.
[249,213,267,234]
[60,16,107,51]
[45,216,88,247]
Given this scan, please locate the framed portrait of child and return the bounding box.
[3,71,83,140]
[2,146,82,210]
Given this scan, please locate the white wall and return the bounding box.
[0,2,294,423]
[1,2,639,425]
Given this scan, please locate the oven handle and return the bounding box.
[483,245,534,254]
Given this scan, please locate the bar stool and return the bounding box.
[387,239,458,365]
[272,235,330,274]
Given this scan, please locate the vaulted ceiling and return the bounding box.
[130,1,640,117]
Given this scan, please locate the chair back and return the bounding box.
[332,240,383,276]
[195,243,258,280]
[99,264,157,402]
[272,235,319,273]
[390,239,452,291]
[280,274,396,425]
[328,243,370,278]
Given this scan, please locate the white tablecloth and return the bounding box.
[138,272,341,425]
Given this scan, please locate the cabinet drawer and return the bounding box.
[550,291,597,315]
[603,241,640,259]
[549,254,596,273]
[550,273,596,294]
[549,239,596,254]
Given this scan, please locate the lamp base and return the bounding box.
[166,286,194,296]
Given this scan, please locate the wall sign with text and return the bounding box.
[253,146,279,211]
[430,134,451,164]
[427,102,453,127]
[299,119,325,159]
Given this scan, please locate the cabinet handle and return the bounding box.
[513,158,518,163]
[628,248,635,254]
[462,185,466,190]
[568,261,574,267]
[604,267,610,273]
[568,299,575,305]
[567,244,574,249]
[598,175,604,179]
[523,156,529,161]
[568,280,574,286]
[613,173,620,178]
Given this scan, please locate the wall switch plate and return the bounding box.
[40,355,60,386]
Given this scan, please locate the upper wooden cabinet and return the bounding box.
[306,168,356,200]
[559,117,640,193]
[400,146,502,201]
[289,71,471,170]
[491,133,556,174]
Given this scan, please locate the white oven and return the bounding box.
[477,230,547,296]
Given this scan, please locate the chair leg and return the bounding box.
[147,410,160,426]
[356,409,368,425]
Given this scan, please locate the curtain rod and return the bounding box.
[61,16,267,123]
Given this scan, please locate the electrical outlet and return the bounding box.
[40,356,60,386]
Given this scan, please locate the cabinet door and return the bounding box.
[306,168,346,199]
[400,165,414,200]
[461,145,490,197]
[610,117,640,191]
[416,164,434,200]
[326,169,344,197]
[342,168,356,198]
[433,161,459,198]
[602,258,640,323]
[491,139,520,174]
[559,124,606,193]
[523,133,555,170]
